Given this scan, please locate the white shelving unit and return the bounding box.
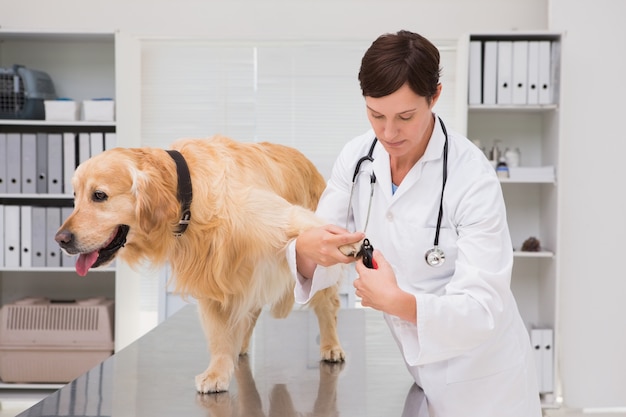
[460,32,562,408]
[0,30,117,389]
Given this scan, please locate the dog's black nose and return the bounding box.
[55,230,74,247]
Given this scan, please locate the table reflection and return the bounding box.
[19,306,420,417]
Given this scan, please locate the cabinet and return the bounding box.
[0,30,116,389]
[461,32,562,407]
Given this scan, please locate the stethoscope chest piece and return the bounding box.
[425,246,445,267]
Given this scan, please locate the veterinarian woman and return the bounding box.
[288,30,542,417]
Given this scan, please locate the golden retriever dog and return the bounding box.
[55,135,346,393]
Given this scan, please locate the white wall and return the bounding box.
[549,0,626,409]
[9,0,626,410]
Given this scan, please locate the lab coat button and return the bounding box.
[386,212,393,221]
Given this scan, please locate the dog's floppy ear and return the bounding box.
[131,155,179,234]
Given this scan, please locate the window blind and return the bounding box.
[140,39,458,179]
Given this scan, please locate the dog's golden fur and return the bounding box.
[57,135,345,393]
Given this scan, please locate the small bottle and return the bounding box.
[496,157,509,179]
[490,140,502,163]
[505,147,521,167]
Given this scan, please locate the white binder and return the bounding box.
[104,132,117,150]
[0,204,4,267]
[63,132,76,195]
[36,132,48,193]
[482,41,498,105]
[47,133,64,194]
[20,205,32,267]
[0,133,7,193]
[468,41,483,105]
[542,328,554,393]
[512,41,529,105]
[531,329,544,392]
[496,41,513,105]
[31,206,47,267]
[527,41,541,105]
[21,133,38,194]
[78,132,91,165]
[61,206,75,267]
[538,41,553,104]
[46,206,61,267]
[4,205,20,267]
[6,133,21,193]
[90,132,104,157]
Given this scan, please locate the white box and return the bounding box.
[82,99,115,121]
[44,100,80,121]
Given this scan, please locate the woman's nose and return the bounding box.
[383,120,398,140]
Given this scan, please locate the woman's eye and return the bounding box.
[399,114,414,121]
[93,191,108,202]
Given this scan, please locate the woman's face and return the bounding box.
[365,83,441,161]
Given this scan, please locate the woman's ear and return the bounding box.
[429,84,443,109]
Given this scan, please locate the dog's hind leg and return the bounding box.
[310,285,345,362]
[195,299,247,393]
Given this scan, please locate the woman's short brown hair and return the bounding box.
[358,30,441,103]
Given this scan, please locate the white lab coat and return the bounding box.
[287,116,542,416]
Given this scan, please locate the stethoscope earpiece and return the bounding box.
[425,247,446,267]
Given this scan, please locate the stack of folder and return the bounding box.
[0,130,117,269]
[0,131,117,195]
[468,38,555,106]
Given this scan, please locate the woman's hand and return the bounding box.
[354,250,417,324]
[295,225,365,278]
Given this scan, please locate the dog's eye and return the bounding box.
[92,190,108,202]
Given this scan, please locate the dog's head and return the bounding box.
[55,147,179,276]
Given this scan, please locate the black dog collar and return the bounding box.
[166,150,193,236]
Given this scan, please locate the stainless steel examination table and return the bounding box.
[18,305,430,416]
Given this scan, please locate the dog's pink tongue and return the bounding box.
[76,251,99,277]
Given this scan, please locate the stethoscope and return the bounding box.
[346,116,449,267]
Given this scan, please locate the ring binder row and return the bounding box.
[0,131,117,195]
[468,38,557,106]
[0,204,76,268]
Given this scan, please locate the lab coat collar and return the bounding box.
[371,113,447,201]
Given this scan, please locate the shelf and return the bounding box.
[0,267,115,273]
[0,120,115,127]
[513,250,554,259]
[469,104,557,113]
[0,382,63,390]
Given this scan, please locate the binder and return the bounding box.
[20,205,32,267]
[6,133,21,193]
[90,132,104,157]
[4,205,21,267]
[531,329,544,392]
[0,204,4,267]
[542,328,554,393]
[21,133,37,194]
[61,206,75,267]
[78,132,91,166]
[468,40,483,105]
[527,41,541,105]
[511,41,529,105]
[496,41,513,105]
[31,206,47,267]
[538,41,553,104]
[63,132,77,195]
[47,133,64,194]
[45,206,61,267]
[0,133,6,193]
[104,132,117,150]
[482,41,498,105]
[36,132,48,193]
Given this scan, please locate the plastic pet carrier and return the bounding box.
[0,64,57,120]
[0,297,114,383]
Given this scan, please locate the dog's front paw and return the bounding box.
[195,370,231,393]
[321,345,346,363]
[339,241,363,257]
